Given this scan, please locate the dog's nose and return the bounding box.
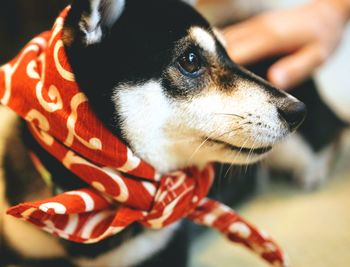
[278,101,307,131]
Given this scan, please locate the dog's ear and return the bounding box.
[181,0,197,6]
[66,0,125,45]
[161,0,197,6]
[166,0,197,6]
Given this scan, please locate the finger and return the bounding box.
[267,44,326,90]
[226,32,285,65]
[223,19,262,42]
[224,20,300,65]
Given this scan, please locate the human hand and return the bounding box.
[224,0,350,90]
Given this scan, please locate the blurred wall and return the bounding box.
[0,0,69,64]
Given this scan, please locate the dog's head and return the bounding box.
[63,0,306,173]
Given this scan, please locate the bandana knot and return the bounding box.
[141,167,214,229]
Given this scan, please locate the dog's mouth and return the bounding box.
[206,138,272,155]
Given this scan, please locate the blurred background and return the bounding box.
[0,0,349,267]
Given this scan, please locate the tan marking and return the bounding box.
[62,26,75,47]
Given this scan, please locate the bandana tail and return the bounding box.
[6,188,142,244]
[188,198,289,267]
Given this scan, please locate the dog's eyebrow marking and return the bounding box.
[190,27,216,54]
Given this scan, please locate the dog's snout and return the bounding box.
[278,101,307,131]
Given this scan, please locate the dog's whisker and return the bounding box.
[187,130,218,162]
[224,163,235,180]
[224,137,250,178]
[188,137,211,162]
[213,113,245,119]
[215,127,242,139]
[212,126,243,141]
[247,136,258,163]
[211,121,251,141]
[227,163,238,185]
[188,122,248,163]
[244,137,258,174]
[165,137,203,144]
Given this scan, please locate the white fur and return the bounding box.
[80,0,125,45]
[190,27,216,54]
[114,81,176,172]
[74,223,180,267]
[114,80,289,174]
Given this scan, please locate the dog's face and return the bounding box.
[64,0,306,173]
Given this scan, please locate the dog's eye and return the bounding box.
[177,51,203,77]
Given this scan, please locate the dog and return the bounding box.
[0,0,306,266]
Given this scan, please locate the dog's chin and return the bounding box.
[197,138,275,165]
[226,149,272,165]
[218,146,273,166]
[207,138,272,155]
[135,139,274,174]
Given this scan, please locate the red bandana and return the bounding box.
[0,7,287,267]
